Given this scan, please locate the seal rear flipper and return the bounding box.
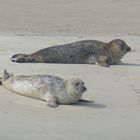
[11,57,31,63]
[11,54,28,59]
[3,69,13,81]
[10,54,31,63]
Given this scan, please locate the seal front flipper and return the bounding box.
[46,96,58,108]
[97,55,110,67]
[79,99,94,103]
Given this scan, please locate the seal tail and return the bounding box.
[10,54,31,63]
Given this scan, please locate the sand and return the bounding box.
[0,0,140,140]
[0,0,140,36]
[0,36,140,140]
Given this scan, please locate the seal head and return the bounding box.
[109,39,131,54]
[105,39,131,65]
[64,78,87,98]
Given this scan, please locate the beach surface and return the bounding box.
[0,0,140,36]
[0,36,140,140]
[0,0,140,140]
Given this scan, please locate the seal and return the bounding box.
[0,70,88,107]
[10,39,131,67]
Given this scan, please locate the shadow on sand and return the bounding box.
[114,62,140,67]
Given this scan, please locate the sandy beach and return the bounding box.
[0,0,140,140]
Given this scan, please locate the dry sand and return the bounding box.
[0,0,140,36]
[0,0,140,140]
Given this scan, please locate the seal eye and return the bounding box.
[75,82,80,86]
[82,82,85,85]
[121,44,125,50]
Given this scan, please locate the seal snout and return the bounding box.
[79,83,87,93]
[127,47,131,52]
[82,86,87,92]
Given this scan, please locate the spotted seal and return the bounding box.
[0,70,88,107]
[11,39,131,67]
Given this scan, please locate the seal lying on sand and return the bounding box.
[0,70,88,107]
[11,39,131,67]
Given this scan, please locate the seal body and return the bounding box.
[11,39,131,67]
[1,70,87,107]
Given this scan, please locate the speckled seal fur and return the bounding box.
[1,70,87,107]
[11,39,131,67]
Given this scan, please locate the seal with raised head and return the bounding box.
[0,70,88,107]
[11,39,131,67]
